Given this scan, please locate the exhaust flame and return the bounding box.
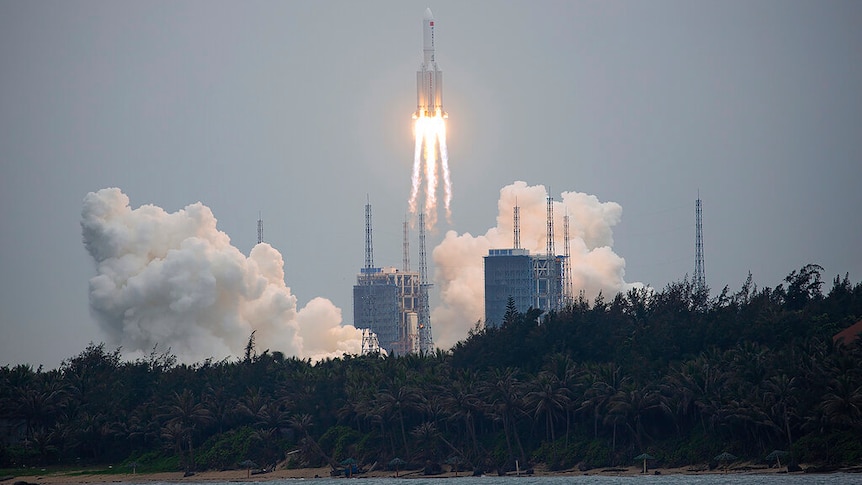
[409,111,450,228]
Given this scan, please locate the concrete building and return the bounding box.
[353,266,421,355]
[484,248,564,328]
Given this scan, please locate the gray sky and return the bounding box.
[2,1,860,369]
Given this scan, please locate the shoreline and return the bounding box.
[6,463,837,484]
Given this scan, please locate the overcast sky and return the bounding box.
[2,1,860,369]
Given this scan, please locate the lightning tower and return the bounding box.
[546,194,560,311]
[402,218,411,272]
[257,212,263,245]
[417,212,433,353]
[694,194,706,295]
[359,198,381,354]
[547,194,555,261]
[365,197,373,271]
[513,200,521,249]
[563,212,573,307]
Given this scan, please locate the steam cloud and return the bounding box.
[81,188,362,363]
[431,181,640,349]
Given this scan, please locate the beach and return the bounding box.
[5,463,812,485]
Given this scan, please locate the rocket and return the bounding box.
[414,8,447,119]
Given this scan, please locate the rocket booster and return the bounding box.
[414,8,446,119]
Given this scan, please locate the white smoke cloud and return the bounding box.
[431,181,640,349]
[81,188,362,363]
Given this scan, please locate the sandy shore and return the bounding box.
[4,463,803,484]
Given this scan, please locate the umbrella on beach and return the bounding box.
[389,457,406,477]
[341,458,357,477]
[239,460,258,478]
[765,450,789,468]
[714,452,737,462]
[714,452,737,472]
[446,455,464,476]
[633,453,655,473]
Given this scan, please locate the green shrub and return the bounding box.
[121,450,180,473]
[581,440,611,468]
[195,427,258,470]
[793,430,862,465]
[318,426,360,462]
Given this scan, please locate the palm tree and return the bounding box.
[820,374,862,430]
[70,411,110,461]
[237,387,268,426]
[337,378,369,432]
[443,371,483,459]
[255,399,291,437]
[411,421,441,462]
[581,363,629,441]
[374,377,420,455]
[204,385,235,434]
[541,353,581,447]
[762,374,799,446]
[481,367,526,465]
[289,413,333,468]
[665,352,728,433]
[607,384,670,451]
[412,421,465,467]
[15,379,68,437]
[524,372,569,463]
[161,420,186,462]
[161,390,213,471]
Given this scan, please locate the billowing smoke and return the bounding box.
[431,181,640,349]
[81,188,362,363]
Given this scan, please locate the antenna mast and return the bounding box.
[257,212,263,245]
[546,193,555,259]
[694,193,706,294]
[563,212,573,306]
[365,196,373,270]
[360,198,377,349]
[546,192,558,311]
[513,199,521,249]
[419,213,428,286]
[403,217,411,271]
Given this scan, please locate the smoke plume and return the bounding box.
[81,188,362,363]
[431,181,640,349]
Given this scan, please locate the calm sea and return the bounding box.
[133,474,862,485]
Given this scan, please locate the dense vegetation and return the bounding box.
[2,264,861,474]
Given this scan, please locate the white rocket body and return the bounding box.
[415,8,446,119]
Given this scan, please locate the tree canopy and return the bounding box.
[2,264,861,473]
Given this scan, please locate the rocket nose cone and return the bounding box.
[424,8,433,20]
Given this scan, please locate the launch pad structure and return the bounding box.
[484,196,568,328]
[353,8,447,354]
[353,201,433,356]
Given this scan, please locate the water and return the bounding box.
[133,474,862,485]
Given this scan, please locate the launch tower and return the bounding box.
[353,201,428,355]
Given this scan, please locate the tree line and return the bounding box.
[2,264,861,473]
